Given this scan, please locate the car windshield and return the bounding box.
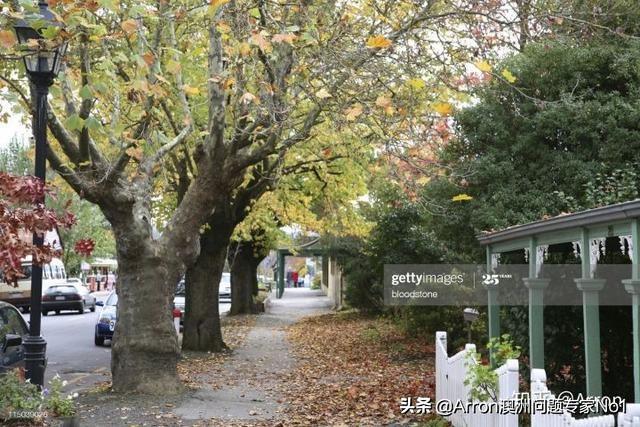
[105,292,118,306]
[46,285,77,294]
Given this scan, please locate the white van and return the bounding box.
[0,257,68,312]
[0,230,68,312]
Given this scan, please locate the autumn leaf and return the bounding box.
[432,102,453,115]
[501,69,517,83]
[182,85,200,96]
[238,42,251,56]
[125,146,143,162]
[474,60,492,73]
[121,19,138,35]
[366,35,392,49]
[375,96,394,115]
[142,52,155,66]
[452,193,473,202]
[344,104,363,121]
[315,88,332,99]
[210,0,230,12]
[406,78,425,90]
[240,92,259,104]
[166,60,181,75]
[272,33,297,44]
[0,30,17,49]
[250,31,272,53]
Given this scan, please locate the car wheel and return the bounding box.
[90,304,96,313]
[94,334,104,346]
[42,310,48,316]
[55,310,60,315]
[78,302,85,314]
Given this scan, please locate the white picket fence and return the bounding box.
[530,368,615,426]
[435,331,519,427]
[434,331,640,427]
[619,404,640,426]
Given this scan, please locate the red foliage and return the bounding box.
[74,238,95,258]
[0,172,75,284]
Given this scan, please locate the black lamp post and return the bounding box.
[14,1,67,388]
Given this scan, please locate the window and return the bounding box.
[0,306,29,344]
[46,285,76,294]
[105,292,118,306]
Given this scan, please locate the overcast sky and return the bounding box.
[0,99,29,148]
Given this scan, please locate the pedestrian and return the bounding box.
[292,271,299,288]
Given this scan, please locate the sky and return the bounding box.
[0,99,29,148]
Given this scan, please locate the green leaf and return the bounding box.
[41,26,60,40]
[79,85,93,100]
[249,7,260,18]
[65,114,85,131]
[84,116,102,131]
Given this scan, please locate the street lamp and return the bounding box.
[14,1,67,388]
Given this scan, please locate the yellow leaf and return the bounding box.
[166,60,181,75]
[210,0,230,10]
[121,19,138,35]
[501,69,517,83]
[315,88,332,99]
[344,104,363,121]
[182,85,200,96]
[238,42,251,56]
[474,60,492,73]
[407,78,425,90]
[366,35,392,49]
[433,102,453,116]
[0,30,17,49]
[452,193,473,202]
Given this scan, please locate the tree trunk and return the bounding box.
[229,241,263,315]
[182,224,228,352]
[109,219,182,394]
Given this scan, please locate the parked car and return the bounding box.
[219,272,231,301]
[94,291,117,346]
[73,284,97,312]
[0,301,29,374]
[42,285,88,315]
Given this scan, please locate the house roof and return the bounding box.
[477,199,640,246]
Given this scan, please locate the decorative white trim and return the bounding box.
[572,242,580,259]
[491,253,501,271]
[524,248,529,263]
[620,235,633,261]
[590,238,606,277]
[536,245,548,276]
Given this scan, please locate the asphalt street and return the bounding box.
[23,296,231,392]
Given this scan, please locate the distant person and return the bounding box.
[292,271,299,288]
[286,270,293,288]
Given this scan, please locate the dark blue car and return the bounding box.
[0,301,29,374]
[94,292,117,346]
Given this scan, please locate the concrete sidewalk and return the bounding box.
[174,288,332,424]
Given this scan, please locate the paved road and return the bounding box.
[23,296,231,392]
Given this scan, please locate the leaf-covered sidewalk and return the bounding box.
[75,289,438,426]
